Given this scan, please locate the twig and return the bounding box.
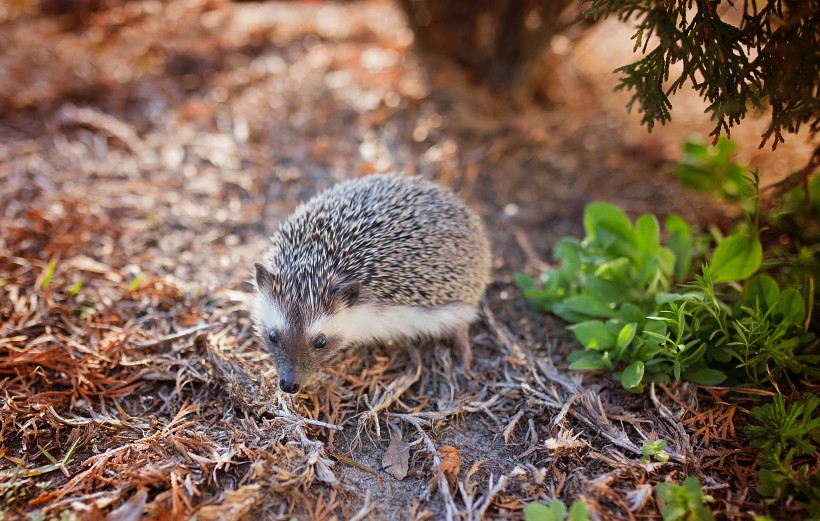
[512,227,551,273]
[480,300,528,363]
[395,413,459,521]
[278,398,339,486]
[761,143,819,200]
[45,405,150,430]
[502,410,526,443]
[649,383,691,465]
[349,489,376,521]
[135,323,218,348]
[471,466,526,521]
[332,454,383,489]
[358,346,422,437]
[272,405,344,431]
[464,393,502,424]
[57,104,144,153]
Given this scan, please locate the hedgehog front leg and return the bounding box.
[454,323,472,371]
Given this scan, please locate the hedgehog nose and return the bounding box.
[279,377,300,394]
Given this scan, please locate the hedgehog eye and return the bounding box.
[313,334,327,350]
[268,330,279,345]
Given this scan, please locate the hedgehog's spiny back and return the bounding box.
[267,174,490,319]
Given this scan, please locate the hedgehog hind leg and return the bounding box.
[453,323,472,371]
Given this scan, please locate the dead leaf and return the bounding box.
[382,433,410,480]
[439,445,462,486]
[194,484,261,521]
[106,488,147,521]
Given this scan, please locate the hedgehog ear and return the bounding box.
[254,262,276,293]
[331,281,360,308]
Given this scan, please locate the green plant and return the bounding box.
[655,477,715,521]
[673,139,754,211]
[516,191,819,391]
[730,275,819,387]
[745,393,820,509]
[641,439,670,463]
[39,259,57,290]
[128,274,145,291]
[1,439,80,507]
[524,499,589,521]
[515,205,720,388]
[67,278,84,297]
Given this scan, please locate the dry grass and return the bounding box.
[1,0,803,519]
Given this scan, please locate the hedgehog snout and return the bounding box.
[274,357,302,394]
[279,372,300,394]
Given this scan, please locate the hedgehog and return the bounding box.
[251,173,491,394]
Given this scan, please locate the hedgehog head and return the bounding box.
[252,261,360,394]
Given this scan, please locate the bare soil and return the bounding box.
[1,1,816,520]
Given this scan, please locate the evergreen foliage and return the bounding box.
[582,0,819,148]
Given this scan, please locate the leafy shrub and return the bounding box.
[673,139,754,212]
[515,191,818,391]
[514,202,702,389]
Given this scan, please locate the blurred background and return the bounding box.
[1,0,815,291]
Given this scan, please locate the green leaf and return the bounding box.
[560,294,618,319]
[554,237,583,264]
[550,305,595,324]
[513,272,536,291]
[128,274,146,291]
[618,303,646,323]
[655,247,676,279]
[523,289,554,302]
[665,215,694,281]
[68,278,84,296]
[549,500,567,520]
[568,500,589,521]
[585,276,629,304]
[743,275,780,311]
[641,439,671,463]
[41,259,57,290]
[594,257,632,283]
[616,323,638,349]
[755,468,780,497]
[777,289,805,327]
[643,318,668,336]
[683,368,727,386]
[621,360,645,389]
[568,351,609,370]
[635,213,660,259]
[569,321,616,350]
[709,234,762,283]
[583,203,639,259]
[524,502,554,521]
[638,256,662,287]
[681,476,703,496]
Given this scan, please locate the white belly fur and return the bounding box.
[308,302,478,344]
